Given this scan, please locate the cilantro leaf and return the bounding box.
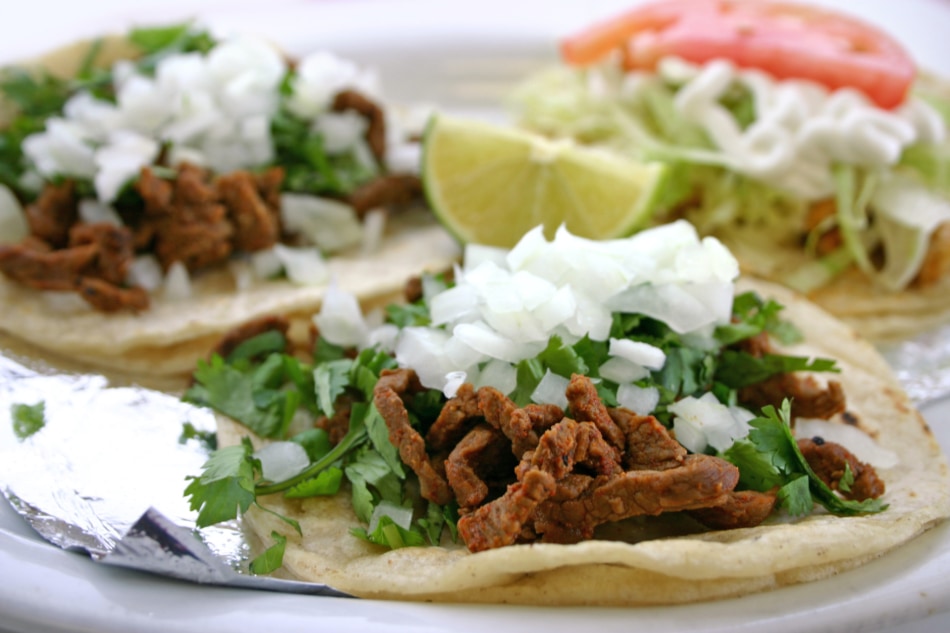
[249,531,287,575]
[538,335,590,377]
[284,466,343,498]
[226,330,286,363]
[715,351,838,389]
[184,438,258,527]
[365,404,406,478]
[717,291,803,346]
[351,500,426,549]
[386,302,431,327]
[313,358,353,418]
[776,475,813,516]
[11,401,45,440]
[186,354,296,438]
[345,447,404,523]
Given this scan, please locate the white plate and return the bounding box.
[1,1,950,631]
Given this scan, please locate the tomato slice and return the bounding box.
[560,0,916,109]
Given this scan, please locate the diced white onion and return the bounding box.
[126,255,164,291]
[429,284,479,326]
[474,359,518,395]
[313,281,369,348]
[597,356,650,384]
[530,370,569,409]
[443,371,468,398]
[608,338,666,370]
[280,193,363,253]
[254,441,310,483]
[0,184,27,244]
[314,110,367,154]
[78,199,123,226]
[669,393,751,453]
[393,326,455,390]
[228,258,254,292]
[361,208,387,255]
[616,384,660,415]
[273,243,329,286]
[250,248,283,279]
[162,261,192,301]
[795,418,899,469]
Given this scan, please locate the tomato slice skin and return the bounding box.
[560,0,916,109]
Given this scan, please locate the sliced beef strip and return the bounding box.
[797,437,885,501]
[0,241,96,290]
[332,89,386,163]
[373,369,454,505]
[532,454,740,544]
[565,374,626,457]
[688,489,778,530]
[137,164,234,272]
[216,168,283,252]
[608,408,687,471]
[25,180,77,248]
[68,222,136,286]
[444,423,515,508]
[479,386,562,457]
[77,277,149,313]
[457,468,557,553]
[346,174,422,217]
[740,373,846,420]
[425,382,482,451]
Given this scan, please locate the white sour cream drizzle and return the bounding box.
[639,57,947,201]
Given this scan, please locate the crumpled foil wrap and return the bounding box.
[878,321,950,406]
[0,352,350,598]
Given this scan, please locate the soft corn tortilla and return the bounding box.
[216,278,950,605]
[0,36,460,377]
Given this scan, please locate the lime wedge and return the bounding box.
[421,115,669,247]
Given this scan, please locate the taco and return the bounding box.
[0,24,458,377]
[510,0,950,341]
[185,221,949,605]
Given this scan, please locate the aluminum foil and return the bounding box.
[0,352,350,598]
[878,321,950,406]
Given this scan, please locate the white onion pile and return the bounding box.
[314,220,739,407]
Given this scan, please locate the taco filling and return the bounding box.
[182,221,948,604]
[0,23,427,313]
[0,24,458,378]
[511,0,950,339]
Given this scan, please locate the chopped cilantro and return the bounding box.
[11,402,45,440]
[184,438,259,527]
[249,531,287,574]
[715,351,838,389]
[722,401,887,516]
